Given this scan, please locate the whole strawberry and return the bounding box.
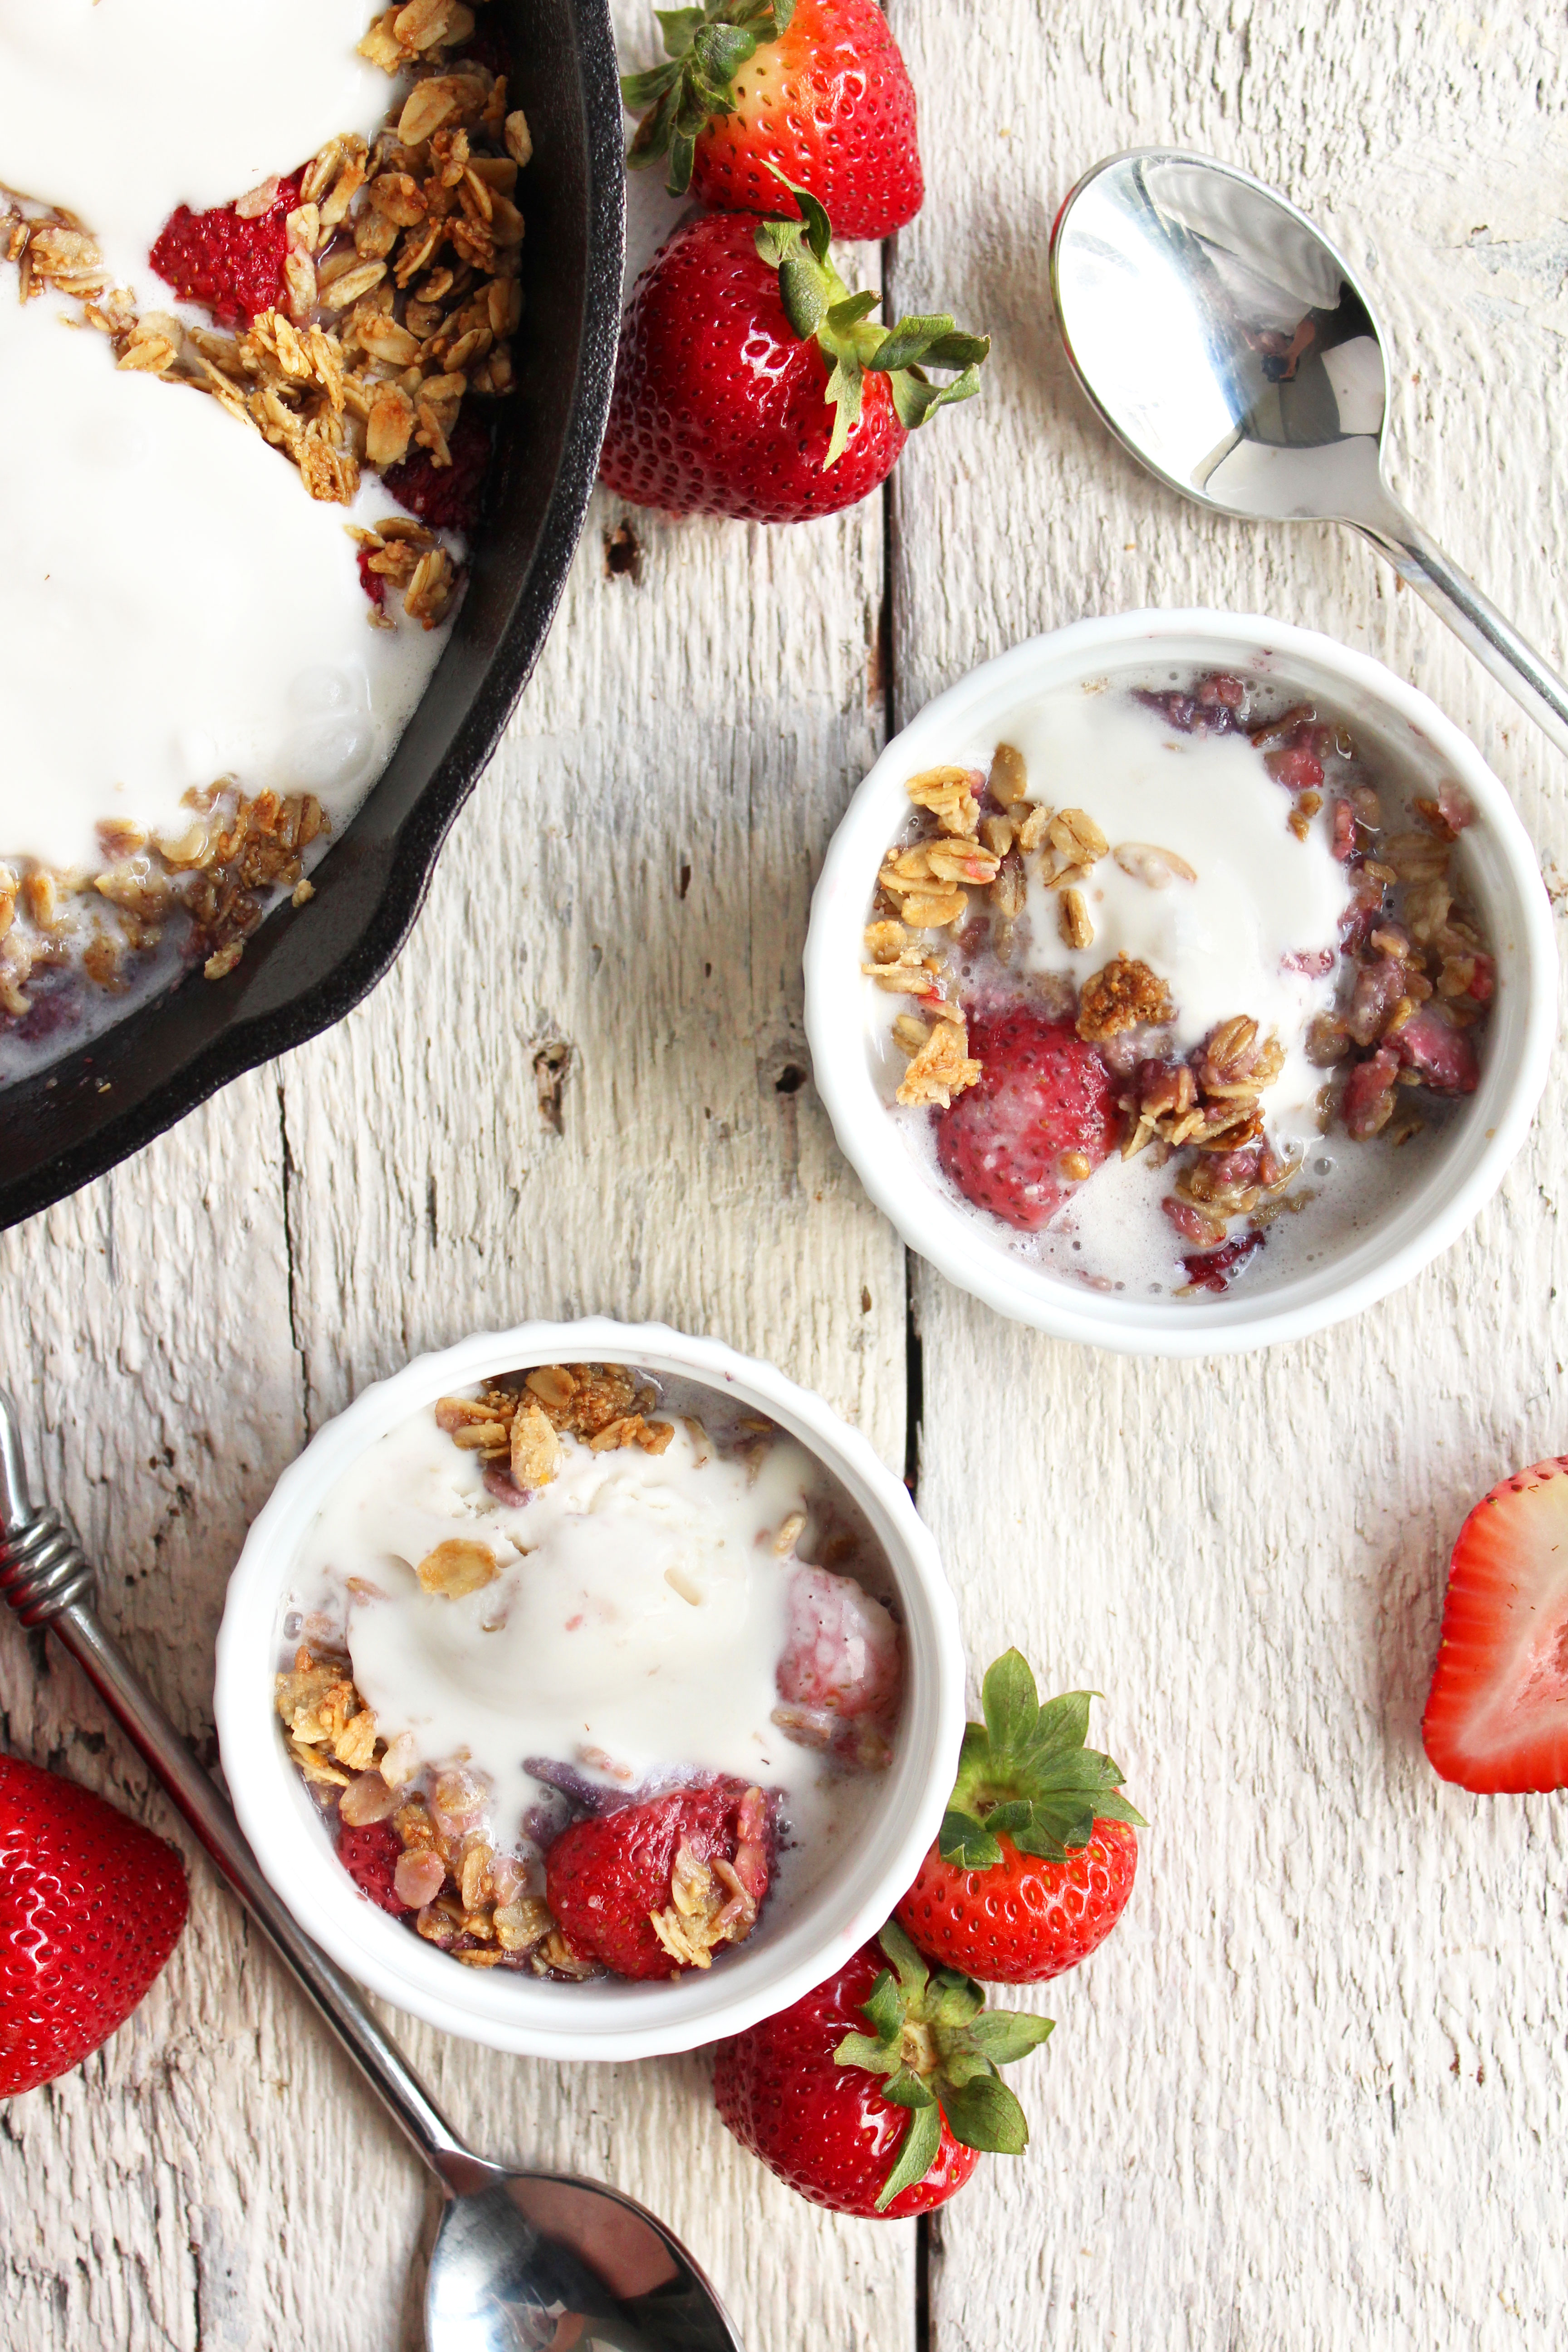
[599,184,986,523]
[546,1778,772,1979]
[714,1920,1052,2215]
[935,1010,1118,1231]
[894,1651,1145,1985]
[0,1753,188,2097]
[1422,1456,1568,1792]
[622,0,922,240]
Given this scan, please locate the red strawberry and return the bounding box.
[1422,1457,1568,1793]
[935,1009,1117,1231]
[894,1651,1144,1984]
[545,1778,772,1979]
[623,0,922,240]
[336,1819,409,1916]
[713,1921,1052,2215]
[0,1754,188,2097]
[149,171,304,327]
[599,187,986,523]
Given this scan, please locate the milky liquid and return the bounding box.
[0,0,392,294]
[284,1385,897,1919]
[867,673,1479,1297]
[0,293,451,877]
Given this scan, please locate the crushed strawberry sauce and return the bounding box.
[149,172,304,328]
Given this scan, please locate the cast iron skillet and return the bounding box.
[0,0,624,1232]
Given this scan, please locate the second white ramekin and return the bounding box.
[805,611,1556,1357]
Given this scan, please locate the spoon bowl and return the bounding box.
[1050,148,1568,756]
[426,2171,738,2351]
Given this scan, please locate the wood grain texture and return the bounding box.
[886,0,1568,2343]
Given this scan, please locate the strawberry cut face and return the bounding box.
[1422,1456,1568,1794]
[934,1008,1117,1231]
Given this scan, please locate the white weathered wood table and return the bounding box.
[3,2,1566,2343]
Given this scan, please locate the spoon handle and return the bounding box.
[0,1393,491,2200]
[1352,490,1568,759]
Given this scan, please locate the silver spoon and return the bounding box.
[0,1389,742,2352]
[1049,147,1568,757]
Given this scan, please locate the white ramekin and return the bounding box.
[214,1318,964,2059]
[805,611,1556,1357]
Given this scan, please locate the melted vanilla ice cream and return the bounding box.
[0,0,391,293]
[0,295,448,875]
[1007,684,1345,1146]
[289,1405,889,1901]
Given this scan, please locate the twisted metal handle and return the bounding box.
[0,1389,490,2197]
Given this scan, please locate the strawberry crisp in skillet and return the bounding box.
[864,666,1495,1298]
[274,1362,904,1981]
[0,0,529,1081]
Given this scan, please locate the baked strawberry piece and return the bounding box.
[148,172,304,327]
[775,1562,902,1765]
[544,1779,772,1979]
[0,1754,188,2096]
[714,1921,1052,2215]
[336,1819,409,1916]
[1423,1456,1568,1793]
[624,0,923,240]
[934,1008,1117,1231]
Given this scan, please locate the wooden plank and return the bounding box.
[0,1073,305,2349]
[886,0,1568,2343]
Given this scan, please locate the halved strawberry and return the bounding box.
[1422,1457,1568,1793]
[934,1009,1117,1231]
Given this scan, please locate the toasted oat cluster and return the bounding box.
[865,672,1495,1294]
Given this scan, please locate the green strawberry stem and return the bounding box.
[834,1921,1054,2211]
[939,1650,1147,1872]
[622,0,797,196]
[753,172,988,466]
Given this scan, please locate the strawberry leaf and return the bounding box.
[875,2103,943,2213]
[827,290,882,333]
[942,2073,1030,2156]
[875,1918,928,1990]
[878,2067,938,2110]
[833,2028,895,2076]
[982,1648,1042,1758]
[924,1970,985,2030]
[858,1965,905,2043]
[620,60,682,107]
[623,0,798,191]
[938,1804,1002,1869]
[937,1652,1145,1861]
[652,6,705,50]
[964,2010,1056,2064]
